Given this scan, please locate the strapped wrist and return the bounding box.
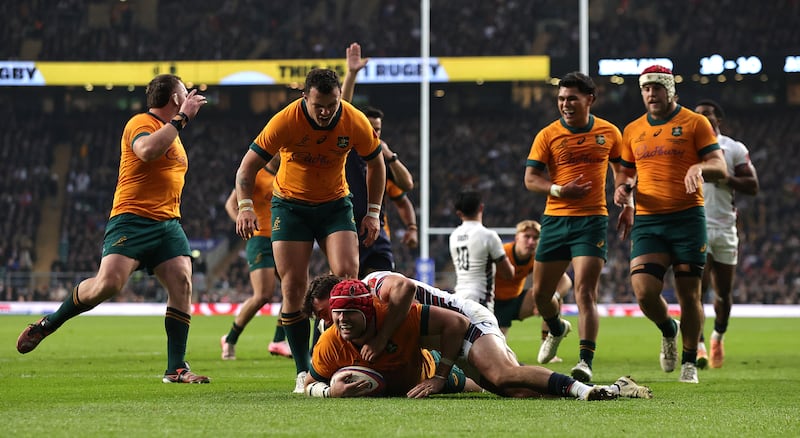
[305,381,331,398]
[170,112,189,131]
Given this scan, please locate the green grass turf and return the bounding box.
[1,314,799,437]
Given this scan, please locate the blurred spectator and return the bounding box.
[3,1,797,60]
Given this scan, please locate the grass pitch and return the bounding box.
[1,314,798,437]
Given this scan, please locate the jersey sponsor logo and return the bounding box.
[634,144,686,160]
[595,134,606,145]
[316,135,328,144]
[112,236,128,247]
[577,136,587,144]
[558,152,607,165]
[653,128,662,137]
[295,135,310,147]
[290,152,336,166]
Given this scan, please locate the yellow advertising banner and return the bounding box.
[0,56,549,86]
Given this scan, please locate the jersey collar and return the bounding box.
[559,114,595,134]
[301,99,343,130]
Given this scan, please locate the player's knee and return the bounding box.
[673,263,703,279]
[630,263,667,281]
[93,274,128,297]
[252,295,272,307]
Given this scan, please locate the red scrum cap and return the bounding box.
[640,65,676,102]
[329,280,375,326]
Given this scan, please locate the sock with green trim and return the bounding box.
[657,318,678,338]
[273,324,286,343]
[544,315,565,337]
[579,340,596,368]
[165,307,191,372]
[45,285,94,330]
[682,347,697,364]
[225,323,243,344]
[281,311,311,374]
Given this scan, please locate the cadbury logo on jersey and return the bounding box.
[291,152,335,166]
[634,144,686,160]
[559,152,606,165]
[337,137,350,148]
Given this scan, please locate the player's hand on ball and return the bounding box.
[331,372,375,397]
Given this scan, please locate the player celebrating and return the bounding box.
[615,66,727,383]
[524,71,624,382]
[234,68,385,393]
[17,74,210,383]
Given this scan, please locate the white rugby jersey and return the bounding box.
[448,221,506,309]
[361,271,499,326]
[703,134,752,228]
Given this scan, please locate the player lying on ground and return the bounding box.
[304,276,652,399]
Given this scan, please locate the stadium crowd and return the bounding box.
[1,0,798,306]
[2,1,798,61]
[2,103,797,306]
[0,98,53,301]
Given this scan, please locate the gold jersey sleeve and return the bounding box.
[526,115,622,216]
[494,242,534,300]
[621,106,719,215]
[252,168,275,238]
[385,179,405,199]
[110,112,187,221]
[252,99,381,204]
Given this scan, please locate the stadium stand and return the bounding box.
[3,1,798,60]
[1,0,797,304]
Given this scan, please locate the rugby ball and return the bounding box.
[330,365,386,396]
